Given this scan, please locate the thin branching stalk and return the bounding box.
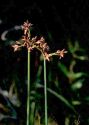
[11,21,67,125]
[27,50,30,125]
[44,59,48,125]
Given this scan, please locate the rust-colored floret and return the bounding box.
[56,49,67,59]
[22,20,32,35]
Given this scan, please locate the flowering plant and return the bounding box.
[12,20,67,125]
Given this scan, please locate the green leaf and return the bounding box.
[36,66,42,78]
[68,72,86,81]
[36,83,76,112]
[47,88,76,112]
[71,79,84,90]
[58,63,69,77]
[71,100,81,105]
[67,40,74,53]
[58,62,87,82]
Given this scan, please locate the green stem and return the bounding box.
[44,59,48,125]
[27,50,30,125]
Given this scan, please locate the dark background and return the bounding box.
[0,0,89,48]
[0,0,89,125]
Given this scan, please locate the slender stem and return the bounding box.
[27,50,30,125]
[44,59,48,125]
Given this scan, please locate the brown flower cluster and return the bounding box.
[12,20,67,61]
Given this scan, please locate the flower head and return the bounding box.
[56,49,67,59]
[22,20,32,35]
[12,20,67,61]
[12,44,20,52]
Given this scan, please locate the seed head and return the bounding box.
[12,44,20,52]
[22,20,32,35]
[56,49,67,59]
[12,20,67,61]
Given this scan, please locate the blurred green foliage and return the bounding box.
[0,2,89,124]
[0,31,89,125]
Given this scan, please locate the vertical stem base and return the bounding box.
[44,59,48,125]
[27,51,30,125]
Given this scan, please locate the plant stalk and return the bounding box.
[44,59,48,125]
[27,50,30,125]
